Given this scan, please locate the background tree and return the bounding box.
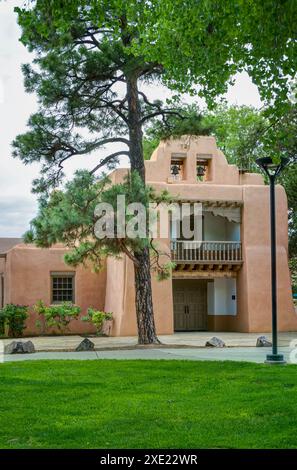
[135,0,296,111]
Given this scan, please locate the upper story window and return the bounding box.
[51,272,75,304]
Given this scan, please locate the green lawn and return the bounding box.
[0,360,297,449]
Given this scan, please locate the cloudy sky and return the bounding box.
[0,0,262,237]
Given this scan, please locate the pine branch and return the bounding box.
[53,137,130,159]
[141,110,185,124]
[138,90,162,109]
[119,240,140,267]
[90,151,129,175]
[100,98,129,123]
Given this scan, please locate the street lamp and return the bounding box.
[256,156,289,364]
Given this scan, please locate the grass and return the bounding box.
[0,359,297,449]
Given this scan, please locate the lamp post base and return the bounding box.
[265,353,286,365]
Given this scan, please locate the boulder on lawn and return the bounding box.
[5,340,35,354]
[76,338,95,352]
[256,336,272,347]
[205,336,226,348]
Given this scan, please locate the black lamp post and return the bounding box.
[256,156,289,364]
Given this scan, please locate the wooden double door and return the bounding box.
[173,279,208,331]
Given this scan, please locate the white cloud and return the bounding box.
[0,195,37,236]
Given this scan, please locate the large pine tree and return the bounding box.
[13,1,186,344]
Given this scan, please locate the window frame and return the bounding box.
[50,272,75,304]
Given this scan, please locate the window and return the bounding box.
[51,272,75,304]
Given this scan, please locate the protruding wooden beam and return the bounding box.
[172,270,236,279]
[233,264,241,271]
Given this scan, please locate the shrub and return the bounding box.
[82,308,113,335]
[34,300,81,334]
[0,304,29,337]
[104,311,113,321]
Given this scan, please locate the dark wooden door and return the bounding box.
[173,282,187,331]
[173,280,207,331]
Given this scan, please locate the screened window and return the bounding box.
[51,273,75,303]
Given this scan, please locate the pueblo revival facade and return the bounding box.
[0,136,296,336]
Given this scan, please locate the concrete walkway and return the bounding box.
[2,331,297,352]
[2,332,297,364]
[1,346,295,364]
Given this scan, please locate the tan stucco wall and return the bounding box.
[4,244,106,335]
[239,185,296,332]
[144,136,263,186]
[207,315,241,332]
[104,254,174,336]
[104,256,126,336]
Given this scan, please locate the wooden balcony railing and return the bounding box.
[171,240,242,263]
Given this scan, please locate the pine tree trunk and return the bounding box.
[134,246,160,344]
[126,74,160,345]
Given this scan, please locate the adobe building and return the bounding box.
[0,136,296,336]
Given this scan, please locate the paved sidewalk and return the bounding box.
[1,331,297,352]
[1,346,295,363]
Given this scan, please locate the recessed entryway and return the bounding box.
[173,279,208,331]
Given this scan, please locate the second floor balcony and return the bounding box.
[171,240,242,273]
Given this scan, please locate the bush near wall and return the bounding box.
[0,304,29,337]
[288,258,297,307]
[82,308,113,335]
[34,300,81,334]
[289,258,297,294]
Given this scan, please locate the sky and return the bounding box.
[0,0,263,237]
